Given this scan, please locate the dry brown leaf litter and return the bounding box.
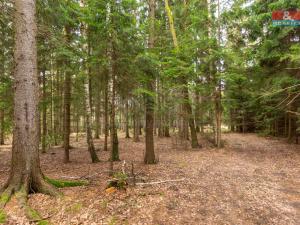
[0,133,299,225]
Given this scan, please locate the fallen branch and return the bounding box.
[136,178,185,186]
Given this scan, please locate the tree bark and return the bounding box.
[104,72,109,151]
[133,101,140,142]
[108,1,119,163]
[41,69,47,153]
[79,4,100,162]
[84,80,100,163]
[109,50,119,162]
[0,109,4,145]
[94,89,101,139]
[183,83,200,148]
[164,0,200,148]
[1,0,57,198]
[63,25,72,163]
[144,0,156,164]
[125,99,130,138]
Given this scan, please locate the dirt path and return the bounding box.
[0,133,299,225]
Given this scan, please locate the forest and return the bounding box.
[0,0,299,224]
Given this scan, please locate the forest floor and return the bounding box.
[0,133,299,225]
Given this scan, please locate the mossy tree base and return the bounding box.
[0,176,87,223]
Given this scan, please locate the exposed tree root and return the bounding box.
[0,176,87,224]
[14,186,51,224]
[0,185,14,208]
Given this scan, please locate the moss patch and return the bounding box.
[0,210,7,224]
[0,193,10,205]
[37,220,51,225]
[26,207,42,221]
[45,177,89,188]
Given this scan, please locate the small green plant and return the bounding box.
[107,172,128,189]
[37,220,50,225]
[26,208,41,221]
[0,210,7,224]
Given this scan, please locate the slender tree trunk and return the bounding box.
[144,0,156,164]
[164,0,199,148]
[195,90,201,133]
[163,91,170,137]
[1,0,57,198]
[53,65,60,145]
[80,10,100,162]
[94,90,101,139]
[0,109,4,145]
[63,26,72,163]
[76,111,79,142]
[84,80,100,163]
[107,2,119,163]
[157,79,163,137]
[42,69,47,153]
[125,99,130,138]
[215,86,222,147]
[109,52,119,161]
[183,84,200,148]
[133,101,140,142]
[215,0,222,148]
[50,60,54,143]
[104,73,109,151]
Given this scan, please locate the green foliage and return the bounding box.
[0,210,7,224]
[107,172,128,190]
[26,207,41,221]
[37,220,51,225]
[0,192,10,205]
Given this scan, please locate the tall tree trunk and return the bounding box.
[108,1,119,163]
[183,84,200,148]
[133,100,140,142]
[157,80,163,137]
[163,90,170,138]
[144,0,156,164]
[125,99,130,138]
[53,65,60,145]
[214,0,222,148]
[164,0,200,148]
[94,90,101,139]
[0,109,4,145]
[109,51,119,162]
[80,7,100,162]
[41,69,47,153]
[104,72,109,151]
[214,86,222,147]
[84,80,99,163]
[0,0,57,200]
[63,26,72,163]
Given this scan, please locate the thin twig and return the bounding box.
[286,92,300,106]
[136,178,185,186]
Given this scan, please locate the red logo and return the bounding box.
[272,10,300,20]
